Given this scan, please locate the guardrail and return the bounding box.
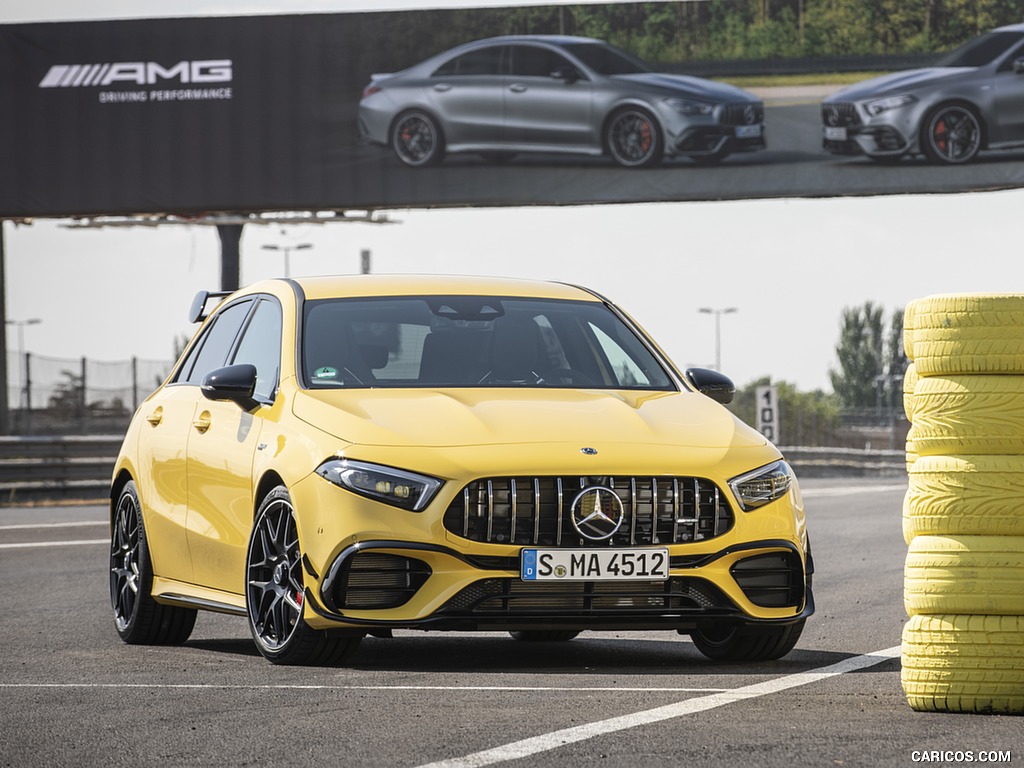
[0,437,907,506]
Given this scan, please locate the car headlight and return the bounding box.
[864,94,917,116]
[315,459,443,512]
[665,97,714,116]
[729,460,795,512]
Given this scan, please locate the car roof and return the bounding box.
[994,23,1024,33]
[287,274,600,302]
[465,35,603,46]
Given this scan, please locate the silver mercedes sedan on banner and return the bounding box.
[358,35,766,168]
[822,23,1024,164]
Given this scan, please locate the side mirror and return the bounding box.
[201,364,259,409]
[684,367,736,405]
[551,66,580,84]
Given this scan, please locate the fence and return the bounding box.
[6,352,173,435]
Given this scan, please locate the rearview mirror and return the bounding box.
[684,367,736,405]
[201,364,259,409]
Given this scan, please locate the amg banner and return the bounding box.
[3,7,1024,219]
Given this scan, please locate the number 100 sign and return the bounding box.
[755,385,779,443]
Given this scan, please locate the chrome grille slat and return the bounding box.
[444,476,735,546]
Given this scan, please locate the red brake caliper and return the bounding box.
[935,119,947,151]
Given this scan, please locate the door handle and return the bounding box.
[509,83,527,93]
[192,412,212,433]
[433,83,452,92]
[146,407,163,426]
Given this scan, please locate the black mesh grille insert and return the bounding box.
[437,577,733,616]
[730,551,805,608]
[331,552,431,610]
[443,476,734,547]
[721,102,765,126]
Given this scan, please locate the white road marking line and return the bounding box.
[0,539,107,549]
[414,646,902,768]
[801,485,906,497]
[0,521,106,531]
[0,683,729,693]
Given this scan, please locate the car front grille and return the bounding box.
[721,102,764,126]
[443,476,734,547]
[437,577,734,616]
[821,102,860,127]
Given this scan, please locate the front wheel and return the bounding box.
[391,110,445,167]
[921,104,981,164]
[691,619,805,662]
[605,108,663,168]
[246,487,362,665]
[110,480,196,644]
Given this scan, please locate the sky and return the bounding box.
[3,0,1022,395]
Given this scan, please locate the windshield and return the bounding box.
[936,30,1024,67]
[302,295,674,390]
[560,42,651,75]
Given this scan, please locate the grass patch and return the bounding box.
[720,71,887,87]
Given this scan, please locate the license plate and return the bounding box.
[521,548,669,581]
[824,126,847,141]
[734,124,762,139]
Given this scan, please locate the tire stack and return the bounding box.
[901,294,1024,715]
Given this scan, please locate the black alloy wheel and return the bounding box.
[110,480,196,644]
[391,110,445,167]
[922,104,982,164]
[606,107,663,168]
[246,487,362,665]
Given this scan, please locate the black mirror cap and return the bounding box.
[201,364,258,408]
[684,367,736,405]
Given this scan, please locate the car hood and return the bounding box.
[615,73,758,102]
[827,67,972,101]
[293,387,767,452]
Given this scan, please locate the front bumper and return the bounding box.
[821,100,918,157]
[302,537,813,632]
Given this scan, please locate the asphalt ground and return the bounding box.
[1,477,1020,767]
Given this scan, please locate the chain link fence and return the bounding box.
[6,352,173,435]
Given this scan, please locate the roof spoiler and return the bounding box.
[188,290,233,323]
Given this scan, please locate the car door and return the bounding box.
[185,296,282,596]
[992,40,1024,145]
[504,44,594,148]
[427,44,507,146]
[132,298,253,585]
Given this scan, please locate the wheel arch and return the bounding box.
[110,468,134,526]
[253,469,287,521]
[388,106,447,146]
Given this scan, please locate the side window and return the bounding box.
[433,46,503,77]
[181,300,253,385]
[231,299,283,401]
[510,46,574,78]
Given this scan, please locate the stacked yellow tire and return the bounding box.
[902,294,1024,714]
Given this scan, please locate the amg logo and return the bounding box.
[39,60,232,88]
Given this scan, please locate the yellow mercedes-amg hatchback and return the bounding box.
[110,275,812,665]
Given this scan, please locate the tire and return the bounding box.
[509,630,581,642]
[920,103,982,164]
[246,487,362,665]
[391,110,445,167]
[909,294,1024,375]
[901,614,1024,714]
[690,619,804,662]
[903,299,922,359]
[905,455,1024,538]
[904,535,1024,616]
[109,481,197,645]
[910,375,1024,456]
[903,363,918,422]
[605,107,663,168]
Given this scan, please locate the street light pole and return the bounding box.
[698,307,738,371]
[261,242,312,278]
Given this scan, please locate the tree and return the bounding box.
[829,302,907,409]
[729,376,841,447]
